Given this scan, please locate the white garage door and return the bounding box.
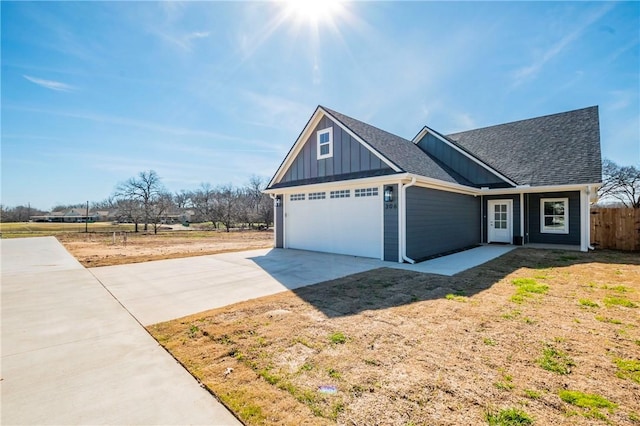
[285,187,382,259]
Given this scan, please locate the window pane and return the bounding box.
[320,144,329,155]
[501,213,507,221]
[494,212,500,220]
[320,133,329,143]
[544,216,565,229]
[544,201,564,215]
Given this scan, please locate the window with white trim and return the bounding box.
[354,187,379,197]
[308,192,326,200]
[317,127,333,159]
[540,198,569,234]
[290,193,305,201]
[330,189,350,199]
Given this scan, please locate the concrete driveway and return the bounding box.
[89,248,385,325]
[1,237,240,426]
[90,245,516,326]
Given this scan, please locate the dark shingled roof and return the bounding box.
[446,106,602,186]
[321,107,472,186]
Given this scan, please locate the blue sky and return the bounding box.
[2,1,638,210]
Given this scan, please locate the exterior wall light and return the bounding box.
[384,186,394,202]
[275,196,282,207]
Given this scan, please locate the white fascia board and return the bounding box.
[411,126,429,144]
[480,182,603,195]
[412,176,480,196]
[268,107,325,187]
[319,107,402,173]
[413,127,518,187]
[263,173,410,194]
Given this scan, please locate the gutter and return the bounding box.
[400,177,417,264]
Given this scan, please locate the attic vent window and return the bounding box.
[317,127,333,160]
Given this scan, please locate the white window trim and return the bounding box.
[540,197,569,234]
[317,127,333,160]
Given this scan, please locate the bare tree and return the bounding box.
[216,184,239,232]
[244,175,272,229]
[599,159,640,208]
[189,183,219,228]
[115,170,167,231]
[150,192,175,234]
[114,198,144,232]
[0,204,46,222]
[174,190,191,209]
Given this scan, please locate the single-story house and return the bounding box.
[264,105,602,263]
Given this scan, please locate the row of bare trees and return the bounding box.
[598,159,640,208]
[101,170,273,233]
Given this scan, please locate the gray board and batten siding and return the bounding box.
[482,194,521,243]
[383,184,399,262]
[405,186,481,261]
[279,116,393,185]
[525,191,581,245]
[416,132,509,188]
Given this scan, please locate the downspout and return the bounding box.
[586,185,595,250]
[400,177,417,264]
[480,194,484,244]
[269,194,278,248]
[520,192,525,246]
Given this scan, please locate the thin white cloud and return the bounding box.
[5,105,239,141]
[23,75,76,92]
[512,3,615,86]
[186,31,210,40]
[241,91,312,134]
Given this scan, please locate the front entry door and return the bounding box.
[488,200,512,243]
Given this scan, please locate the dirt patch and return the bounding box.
[57,230,273,267]
[148,249,640,425]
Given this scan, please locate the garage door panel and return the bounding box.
[285,191,382,258]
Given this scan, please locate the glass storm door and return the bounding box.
[488,200,512,243]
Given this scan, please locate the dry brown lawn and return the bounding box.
[57,230,273,267]
[148,249,640,426]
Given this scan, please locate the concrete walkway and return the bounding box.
[1,237,241,426]
[90,245,516,326]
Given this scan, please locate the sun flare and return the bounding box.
[282,0,344,25]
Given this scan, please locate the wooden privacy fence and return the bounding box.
[591,208,640,251]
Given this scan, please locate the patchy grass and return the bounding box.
[604,296,638,308]
[595,315,623,325]
[510,278,548,303]
[559,390,618,421]
[485,408,533,425]
[579,299,599,308]
[538,344,575,375]
[615,359,640,384]
[148,249,640,425]
[328,332,347,345]
[445,292,468,302]
[523,389,542,399]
